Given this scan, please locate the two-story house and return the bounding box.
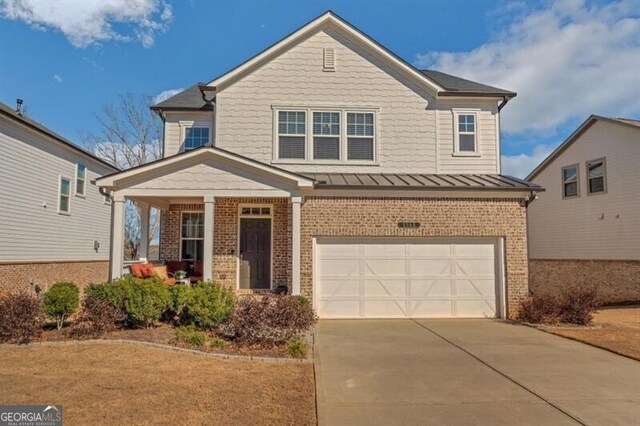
[527,115,640,304]
[96,12,541,319]
[0,100,118,293]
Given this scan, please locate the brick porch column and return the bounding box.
[110,195,126,281]
[203,196,215,281]
[291,196,302,295]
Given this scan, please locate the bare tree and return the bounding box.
[83,93,162,260]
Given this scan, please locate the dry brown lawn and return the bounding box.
[547,306,640,360]
[0,343,316,425]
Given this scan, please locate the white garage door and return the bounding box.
[316,239,499,319]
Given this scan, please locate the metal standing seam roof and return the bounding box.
[302,173,543,190]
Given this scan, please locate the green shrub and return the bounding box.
[286,338,308,359]
[182,282,235,329]
[42,283,80,329]
[85,282,125,310]
[210,337,226,350]
[219,294,317,344]
[168,285,192,321]
[175,325,207,348]
[120,278,172,328]
[0,293,44,344]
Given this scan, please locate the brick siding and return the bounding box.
[529,259,640,304]
[159,198,291,289]
[0,260,109,294]
[300,197,529,319]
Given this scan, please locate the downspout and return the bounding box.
[198,84,216,147]
[498,95,511,112]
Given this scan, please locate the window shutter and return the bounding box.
[323,48,335,70]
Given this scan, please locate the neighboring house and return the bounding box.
[96,11,542,319]
[527,115,640,304]
[0,100,118,293]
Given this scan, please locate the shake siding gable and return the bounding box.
[163,112,215,156]
[0,117,114,262]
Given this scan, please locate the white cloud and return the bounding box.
[416,0,640,135]
[501,144,555,178]
[0,0,173,48]
[153,88,183,105]
[52,74,62,83]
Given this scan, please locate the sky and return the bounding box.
[0,0,638,178]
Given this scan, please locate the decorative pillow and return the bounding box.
[193,260,203,276]
[153,266,169,280]
[130,263,145,278]
[142,263,155,278]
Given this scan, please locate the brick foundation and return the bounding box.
[159,198,291,289]
[529,259,640,304]
[0,260,109,294]
[300,197,529,319]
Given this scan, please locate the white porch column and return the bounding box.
[203,196,215,281]
[291,196,302,295]
[138,202,150,262]
[110,195,126,281]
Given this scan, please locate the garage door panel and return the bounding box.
[363,279,406,297]
[317,240,498,319]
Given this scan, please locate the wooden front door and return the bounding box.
[239,218,271,289]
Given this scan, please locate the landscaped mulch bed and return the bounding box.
[538,306,640,360]
[0,343,316,425]
[38,323,295,358]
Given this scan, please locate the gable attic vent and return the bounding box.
[323,48,335,71]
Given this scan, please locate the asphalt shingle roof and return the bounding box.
[420,70,515,97]
[151,84,213,111]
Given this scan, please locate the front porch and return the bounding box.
[96,147,314,295]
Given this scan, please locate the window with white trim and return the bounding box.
[587,158,606,194]
[455,113,477,153]
[59,177,71,214]
[347,112,375,160]
[184,127,210,151]
[75,163,86,196]
[278,111,306,159]
[562,165,579,198]
[181,212,204,261]
[313,112,340,160]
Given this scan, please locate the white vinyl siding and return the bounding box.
[162,112,215,156]
[75,163,86,196]
[0,116,114,262]
[528,120,640,260]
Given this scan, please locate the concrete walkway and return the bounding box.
[314,319,640,425]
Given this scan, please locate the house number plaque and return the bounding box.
[398,222,420,229]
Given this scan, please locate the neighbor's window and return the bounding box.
[278,111,306,159]
[562,165,579,198]
[75,163,86,196]
[181,212,204,261]
[184,127,210,151]
[456,113,477,153]
[313,112,340,160]
[587,158,606,194]
[59,177,71,214]
[347,112,374,160]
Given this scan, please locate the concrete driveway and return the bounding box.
[314,319,640,425]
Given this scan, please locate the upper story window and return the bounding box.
[347,112,374,160]
[278,111,306,159]
[562,164,579,198]
[59,176,71,214]
[313,112,340,160]
[75,163,86,197]
[184,127,210,151]
[275,108,376,163]
[587,158,606,194]
[455,113,477,154]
